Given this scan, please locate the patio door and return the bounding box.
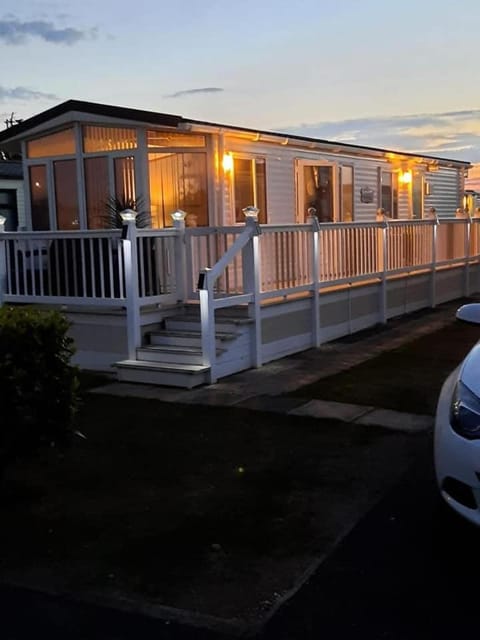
[296,161,336,223]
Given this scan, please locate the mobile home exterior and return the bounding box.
[0,100,475,387]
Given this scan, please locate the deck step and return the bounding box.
[148,329,238,348]
[137,344,224,365]
[115,359,209,388]
[164,315,253,333]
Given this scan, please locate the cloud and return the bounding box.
[0,86,58,101]
[283,109,480,163]
[164,87,224,99]
[0,17,92,45]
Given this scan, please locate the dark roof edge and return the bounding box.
[0,99,471,167]
[0,99,184,143]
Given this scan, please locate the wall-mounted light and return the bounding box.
[424,181,432,196]
[399,170,412,184]
[222,153,233,173]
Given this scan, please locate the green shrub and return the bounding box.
[0,306,80,474]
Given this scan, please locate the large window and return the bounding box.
[380,170,398,218]
[83,126,137,153]
[147,131,205,148]
[29,165,50,230]
[84,157,109,229]
[149,152,208,227]
[299,163,334,222]
[27,128,76,158]
[233,157,267,223]
[339,165,353,221]
[54,160,79,229]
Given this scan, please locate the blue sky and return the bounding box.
[2,0,480,167]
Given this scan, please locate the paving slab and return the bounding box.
[355,408,434,433]
[288,399,375,422]
[234,394,311,413]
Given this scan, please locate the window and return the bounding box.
[148,152,208,227]
[412,171,423,219]
[339,165,353,221]
[84,157,109,229]
[380,170,398,218]
[29,165,50,230]
[0,189,18,231]
[54,160,79,229]
[233,157,267,223]
[147,131,205,148]
[83,126,137,153]
[27,128,76,158]
[114,156,136,203]
[299,163,334,223]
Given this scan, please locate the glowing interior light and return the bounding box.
[222,153,233,172]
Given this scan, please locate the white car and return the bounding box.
[434,303,480,525]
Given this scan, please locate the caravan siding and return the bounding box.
[219,134,459,225]
[425,167,464,217]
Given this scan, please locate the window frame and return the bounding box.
[228,153,268,224]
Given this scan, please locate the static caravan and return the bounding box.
[0,160,24,231]
[0,99,468,233]
[0,100,474,387]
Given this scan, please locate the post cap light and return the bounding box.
[242,205,259,219]
[171,209,187,221]
[119,208,137,222]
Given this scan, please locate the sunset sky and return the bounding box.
[2,0,480,169]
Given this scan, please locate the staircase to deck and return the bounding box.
[115,306,253,388]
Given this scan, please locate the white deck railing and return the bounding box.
[1,216,479,371]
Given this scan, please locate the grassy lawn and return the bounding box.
[288,320,480,415]
[0,388,421,624]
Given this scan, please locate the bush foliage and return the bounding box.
[0,306,80,471]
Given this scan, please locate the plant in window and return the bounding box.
[103,195,151,229]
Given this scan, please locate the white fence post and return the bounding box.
[242,212,262,368]
[465,217,471,297]
[198,268,217,383]
[0,215,6,305]
[380,219,388,324]
[308,213,321,347]
[121,211,141,360]
[431,218,438,308]
[171,210,187,302]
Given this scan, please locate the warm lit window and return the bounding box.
[114,157,136,203]
[83,126,137,153]
[54,160,79,229]
[27,128,76,158]
[147,131,205,148]
[84,157,109,229]
[233,157,267,223]
[29,165,50,230]
[339,165,353,221]
[380,170,398,218]
[148,152,208,227]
